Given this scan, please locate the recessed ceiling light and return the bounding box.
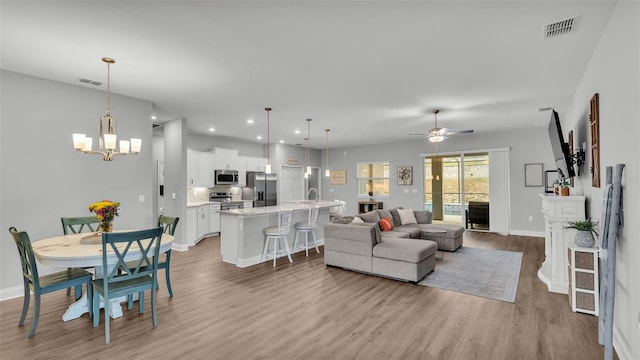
[247,119,254,124]
[151,115,157,120]
[209,127,215,132]
[279,140,284,144]
[257,135,262,140]
[294,130,300,134]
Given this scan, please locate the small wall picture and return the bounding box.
[525,163,544,187]
[330,169,347,185]
[397,166,413,185]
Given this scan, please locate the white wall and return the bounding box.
[0,71,154,299]
[563,2,639,358]
[321,127,554,235]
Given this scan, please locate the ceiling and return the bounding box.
[0,1,616,149]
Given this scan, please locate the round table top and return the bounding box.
[32,231,174,269]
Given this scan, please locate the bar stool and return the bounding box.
[293,206,320,256]
[262,211,293,267]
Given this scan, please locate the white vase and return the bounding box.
[575,230,595,247]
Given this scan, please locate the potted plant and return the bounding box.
[565,218,598,247]
[560,181,570,196]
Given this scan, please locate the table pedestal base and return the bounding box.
[62,292,126,322]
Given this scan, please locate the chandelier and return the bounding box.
[72,57,141,161]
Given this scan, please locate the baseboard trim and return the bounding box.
[613,325,633,360]
[0,285,24,302]
[509,229,544,237]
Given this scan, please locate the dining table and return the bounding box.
[32,230,174,322]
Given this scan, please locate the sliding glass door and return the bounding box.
[423,153,490,230]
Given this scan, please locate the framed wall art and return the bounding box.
[397,166,413,185]
[590,93,600,187]
[330,169,347,185]
[525,163,543,187]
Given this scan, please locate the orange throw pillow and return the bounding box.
[379,216,394,232]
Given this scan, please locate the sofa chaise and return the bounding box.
[324,222,437,282]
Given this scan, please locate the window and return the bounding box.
[357,161,389,197]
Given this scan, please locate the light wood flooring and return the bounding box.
[0,231,614,359]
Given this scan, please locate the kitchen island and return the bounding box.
[220,200,337,267]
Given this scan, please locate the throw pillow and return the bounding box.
[414,210,432,224]
[378,216,394,232]
[389,207,404,226]
[377,209,392,223]
[398,208,417,225]
[360,211,381,223]
[351,216,364,224]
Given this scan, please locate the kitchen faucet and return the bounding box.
[307,187,318,202]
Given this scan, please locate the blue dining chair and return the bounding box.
[9,227,93,338]
[92,227,163,344]
[156,216,179,297]
[61,216,100,297]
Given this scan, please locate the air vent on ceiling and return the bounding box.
[78,78,102,86]
[545,16,577,38]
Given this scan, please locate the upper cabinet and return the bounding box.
[198,152,215,186]
[213,148,239,170]
[187,148,198,186]
[187,148,215,187]
[245,156,268,172]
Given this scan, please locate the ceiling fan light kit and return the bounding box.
[410,108,474,143]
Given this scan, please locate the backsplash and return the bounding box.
[186,185,242,203]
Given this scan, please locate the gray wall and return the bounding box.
[562,2,639,358]
[0,71,154,298]
[320,127,555,234]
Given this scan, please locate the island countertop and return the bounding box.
[219,200,337,217]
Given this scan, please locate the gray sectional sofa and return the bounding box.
[324,222,437,282]
[347,208,464,251]
[323,208,464,282]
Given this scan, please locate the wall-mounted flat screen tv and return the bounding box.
[547,109,575,180]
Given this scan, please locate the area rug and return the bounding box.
[418,247,523,303]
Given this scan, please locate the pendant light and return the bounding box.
[305,118,312,176]
[325,129,330,177]
[265,107,272,174]
[72,57,141,161]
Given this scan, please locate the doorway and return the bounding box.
[424,153,490,230]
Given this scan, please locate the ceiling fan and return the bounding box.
[409,109,474,142]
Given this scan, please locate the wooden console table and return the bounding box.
[358,201,383,213]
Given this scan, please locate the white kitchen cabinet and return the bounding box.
[198,152,215,186]
[245,156,268,172]
[214,148,239,170]
[187,148,198,186]
[186,207,197,246]
[197,205,209,243]
[210,203,221,234]
[237,156,247,187]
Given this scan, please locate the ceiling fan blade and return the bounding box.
[443,129,474,135]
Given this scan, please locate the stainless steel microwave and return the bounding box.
[215,169,239,185]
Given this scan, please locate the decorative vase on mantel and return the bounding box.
[575,230,595,247]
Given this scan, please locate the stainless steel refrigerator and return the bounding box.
[244,172,277,207]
